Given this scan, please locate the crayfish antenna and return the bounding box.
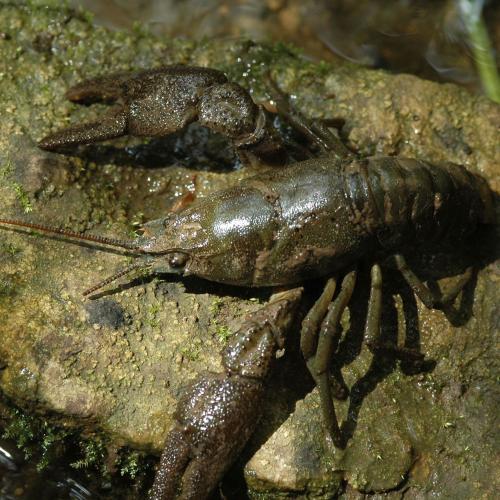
[0,218,141,252]
[83,262,150,297]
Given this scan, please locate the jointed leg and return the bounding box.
[364,263,383,350]
[301,271,357,447]
[272,96,353,160]
[365,263,425,361]
[314,271,357,372]
[310,120,355,160]
[314,271,356,447]
[300,278,337,360]
[301,278,347,399]
[391,254,473,309]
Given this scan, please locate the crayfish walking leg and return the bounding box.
[300,257,474,447]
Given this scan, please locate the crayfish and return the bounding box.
[0,65,494,499]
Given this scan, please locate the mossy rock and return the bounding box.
[0,1,498,497]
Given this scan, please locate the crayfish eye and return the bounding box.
[168,252,188,268]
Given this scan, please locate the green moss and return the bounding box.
[148,304,160,315]
[1,404,149,480]
[216,40,303,100]
[70,436,107,471]
[208,298,235,345]
[0,159,13,179]
[145,303,160,328]
[131,20,151,38]
[2,409,37,458]
[215,325,232,345]
[209,297,224,315]
[180,343,201,362]
[0,159,33,213]
[2,408,72,470]
[11,181,33,213]
[117,449,149,479]
[37,423,72,470]
[0,242,21,257]
[130,211,146,237]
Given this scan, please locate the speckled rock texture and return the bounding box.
[0,1,498,498]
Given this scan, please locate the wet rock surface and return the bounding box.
[0,1,498,498]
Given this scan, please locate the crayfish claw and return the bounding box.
[38,108,128,151]
[149,429,191,500]
[65,72,134,104]
[150,289,302,499]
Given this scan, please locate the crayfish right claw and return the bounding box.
[38,109,128,151]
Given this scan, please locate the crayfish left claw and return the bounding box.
[150,288,302,499]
